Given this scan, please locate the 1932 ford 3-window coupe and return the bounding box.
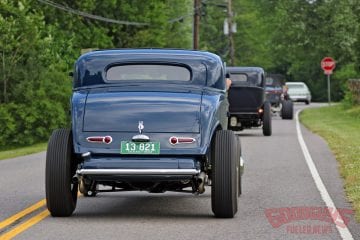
[45,49,243,218]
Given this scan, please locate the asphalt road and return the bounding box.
[1,103,360,240]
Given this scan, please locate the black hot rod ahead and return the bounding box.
[265,73,294,120]
[226,67,272,136]
[45,49,243,218]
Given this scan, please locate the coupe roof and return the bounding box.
[80,48,222,62]
[73,49,225,90]
[226,67,265,74]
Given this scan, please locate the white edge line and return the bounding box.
[296,109,354,240]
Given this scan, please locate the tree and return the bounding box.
[0,0,193,147]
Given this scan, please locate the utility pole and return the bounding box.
[193,0,201,50]
[227,0,235,66]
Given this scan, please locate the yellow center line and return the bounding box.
[0,192,82,239]
[0,199,46,230]
[0,209,50,240]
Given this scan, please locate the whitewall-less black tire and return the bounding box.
[46,129,78,217]
[211,130,238,218]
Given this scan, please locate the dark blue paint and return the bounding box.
[71,49,227,171]
[83,90,201,133]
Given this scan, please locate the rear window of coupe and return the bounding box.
[230,72,262,87]
[231,73,248,83]
[106,64,191,81]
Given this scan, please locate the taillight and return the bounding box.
[87,136,113,144]
[104,136,112,144]
[169,137,196,145]
[170,137,178,145]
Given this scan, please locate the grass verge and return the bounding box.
[300,104,360,221]
[0,142,47,161]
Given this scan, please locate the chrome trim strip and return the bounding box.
[132,134,150,142]
[81,152,91,158]
[77,169,200,176]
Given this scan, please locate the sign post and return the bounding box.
[321,57,336,105]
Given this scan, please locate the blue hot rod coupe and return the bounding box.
[45,49,243,218]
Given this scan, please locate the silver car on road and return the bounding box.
[286,82,312,105]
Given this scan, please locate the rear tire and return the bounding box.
[46,129,78,217]
[262,102,272,136]
[281,100,294,120]
[211,130,238,218]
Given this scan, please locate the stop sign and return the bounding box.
[321,57,336,74]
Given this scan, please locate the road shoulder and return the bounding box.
[301,123,360,239]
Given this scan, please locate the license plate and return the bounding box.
[120,141,160,154]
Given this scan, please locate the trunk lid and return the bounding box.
[83,90,201,133]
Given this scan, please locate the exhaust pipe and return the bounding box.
[197,172,207,194]
[240,156,245,176]
[72,174,79,184]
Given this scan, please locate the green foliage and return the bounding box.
[0,142,47,160]
[1,0,360,148]
[0,103,16,146]
[344,79,360,106]
[0,70,71,146]
[199,2,228,57]
[334,64,359,107]
[258,0,359,101]
[300,105,360,220]
[199,0,360,101]
[232,0,275,69]
[0,0,71,147]
[0,0,192,148]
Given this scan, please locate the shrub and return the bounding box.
[348,79,360,105]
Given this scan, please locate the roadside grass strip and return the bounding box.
[300,105,360,221]
[296,109,354,240]
[0,143,47,161]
